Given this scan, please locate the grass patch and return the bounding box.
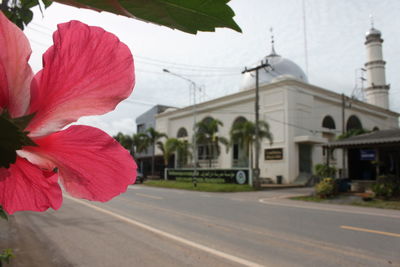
[290,196,325,202]
[143,180,254,192]
[350,199,400,210]
[290,195,400,210]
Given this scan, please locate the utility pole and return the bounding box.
[341,93,346,178]
[242,60,270,189]
[163,69,199,187]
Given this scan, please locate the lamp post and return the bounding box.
[163,69,199,187]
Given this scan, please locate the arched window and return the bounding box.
[177,127,188,138]
[322,115,336,130]
[346,115,362,131]
[232,116,247,126]
[372,126,380,132]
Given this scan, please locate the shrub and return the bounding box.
[372,175,400,199]
[314,164,336,178]
[315,178,336,198]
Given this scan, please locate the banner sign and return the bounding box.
[265,148,283,160]
[166,169,249,184]
[360,149,376,161]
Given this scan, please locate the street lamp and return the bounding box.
[163,68,199,187]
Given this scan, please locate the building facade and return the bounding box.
[150,25,399,184]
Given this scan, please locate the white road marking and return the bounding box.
[135,193,163,200]
[259,198,400,219]
[65,196,265,267]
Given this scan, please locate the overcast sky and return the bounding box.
[24,0,400,136]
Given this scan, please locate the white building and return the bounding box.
[153,25,399,184]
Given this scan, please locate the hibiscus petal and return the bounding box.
[27,20,135,137]
[0,12,33,117]
[0,157,62,214]
[24,125,136,202]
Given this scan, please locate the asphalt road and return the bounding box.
[2,186,400,267]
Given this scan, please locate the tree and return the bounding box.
[230,120,273,169]
[176,140,191,168]
[113,132,147,157]
[144,127,167,177]
[157,138,180,167]
[195,117,229,167]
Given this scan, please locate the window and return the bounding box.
[322,115,336,130]
[177,127,188,138]
[346,115,362,131]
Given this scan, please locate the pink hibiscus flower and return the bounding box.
[0,12,137,214]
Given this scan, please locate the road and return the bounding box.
[2,186,400,267]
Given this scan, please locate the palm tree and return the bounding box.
[176,139,191,168]
[144,127,167,177]
[195,117,229,167]
[157,138,180,167]
[230,120,273,169]
[113,132,147,157]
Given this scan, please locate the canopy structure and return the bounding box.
[324,129,400,180]
[324,129,400,149]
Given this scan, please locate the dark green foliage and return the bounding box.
[113,132,147,156]
[0,206,8,221]
[336,128,369,140]
[0,111,37,168]
[1,0,52,30]
[372,175,400,200]
[315,178,337,198]
[314,163,336,178]
[52,0,241,34]
[0,248,14,265]
[195,117,229,167]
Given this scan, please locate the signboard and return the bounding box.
[265,148,283,160]
[166,169,249,184]
[360,149,376,161]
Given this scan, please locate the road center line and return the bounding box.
[340,225,400,238]
[65,196,265,267]
[135,193,163,200]
[259,199,400,219]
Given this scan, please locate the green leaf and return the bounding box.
[0,206,8,221]
[41,0,53,8]
[0,112,37,168]
[21,0,40,9]
[12,113,35,130]
[21,8,34,24]
[51,0,242,34]
[0,248,14,264]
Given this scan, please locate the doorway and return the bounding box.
[299,144,312,174]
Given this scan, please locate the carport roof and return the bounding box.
[324,128,400,148]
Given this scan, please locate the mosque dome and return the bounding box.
[240,45,308,91]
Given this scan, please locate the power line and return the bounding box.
[136,55,241,71]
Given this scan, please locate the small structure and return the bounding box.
[325,129,400,178]
[324,129,400,191]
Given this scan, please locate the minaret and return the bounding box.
[364,17,390,109]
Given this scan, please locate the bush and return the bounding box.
[372,175,400,199]
[314,164,336,178]
[315,178,336,198]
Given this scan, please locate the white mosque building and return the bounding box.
[149,25,399,184]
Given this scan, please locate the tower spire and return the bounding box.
[369,14,374,29]
[364,19,390,109]
[268,27,278,56]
